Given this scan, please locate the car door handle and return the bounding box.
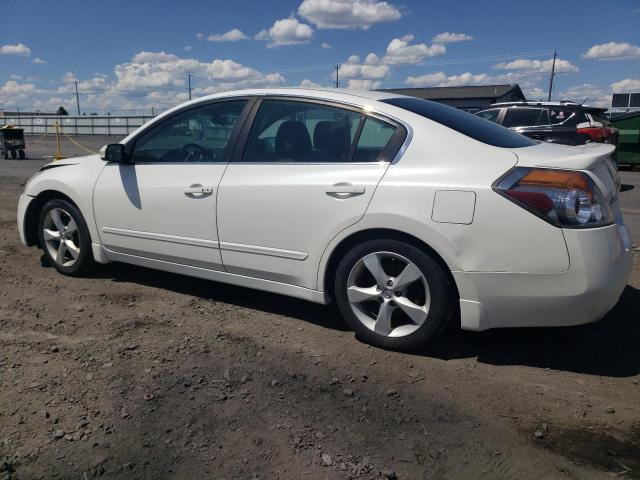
[325,183,366,198]
[184,184,213,198]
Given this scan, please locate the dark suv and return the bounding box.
[476,101,618,148]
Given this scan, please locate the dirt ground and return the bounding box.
[1,135,639,480]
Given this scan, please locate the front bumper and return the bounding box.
[17,193,34,246]
[455,223,633,331]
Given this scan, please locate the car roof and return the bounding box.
[193,87,406,104]
[489,101,607,113]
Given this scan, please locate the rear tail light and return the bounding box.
[494,167,614,228]
[577,127,613,143]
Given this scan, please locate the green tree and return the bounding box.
[56,106,69,116]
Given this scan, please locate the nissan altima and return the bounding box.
[17,88,633,351]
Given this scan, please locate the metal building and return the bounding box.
[377,84,526,113]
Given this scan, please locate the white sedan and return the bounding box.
[17,88,633,351]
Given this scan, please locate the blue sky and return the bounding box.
[1,0,639,114]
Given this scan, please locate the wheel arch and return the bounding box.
[321,228,460,303]
[24,190,80,247]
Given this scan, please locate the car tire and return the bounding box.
[334,239,456,351]
[37,198,96,276]
[10,149,17,159]
[18,149,25,159]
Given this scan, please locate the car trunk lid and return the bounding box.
[513,142,620,200]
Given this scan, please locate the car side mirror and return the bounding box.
[100,144,128,163]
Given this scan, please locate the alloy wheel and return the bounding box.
[346,251,431,337]
[42,208,80,268]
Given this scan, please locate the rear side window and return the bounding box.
[549,109,573,124]
[382,97,535,148]
[476,109,501,123]
[353,117,396,162]
[242,99,362,163]
[502,108,549,128]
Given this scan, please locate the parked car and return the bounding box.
[476,101,619,148]
[17,89,632,351]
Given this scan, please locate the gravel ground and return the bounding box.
[0,136,639,480]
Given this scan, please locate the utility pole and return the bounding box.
[186,72,192,100]
[74,80,81,115]
[335,64,339,88]
[151,106,155,116]
[547,49,557,102]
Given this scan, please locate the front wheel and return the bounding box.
[37,199,95,276]
[18,149,25,159]
[334,239,456,351]
[10,149,17,159]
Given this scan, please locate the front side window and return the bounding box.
[476,109,501,124]
[130,100,247,162]
[502,108,549,128]
[243,100,362,162]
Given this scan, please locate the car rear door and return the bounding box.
[216,97,406,289]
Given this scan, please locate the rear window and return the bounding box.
[382,97,535,148]
[502,108,549,127]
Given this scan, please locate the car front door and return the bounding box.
[93,98,250,270]
[217,98,406,289]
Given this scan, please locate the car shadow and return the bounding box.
[60,257,639,377]
[88,260,350,332]
[419,285,640,377]
[621,184,635,192]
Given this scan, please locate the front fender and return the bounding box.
[22,155,106,245]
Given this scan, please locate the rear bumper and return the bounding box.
[455,223,633,331]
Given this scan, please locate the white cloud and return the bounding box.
[611,78,640,93]
[184,45,193,52]
[33,57,47,64]
[338,54,390,80]
[196,33,204,40]
[113,51,284,94]
[383,35,446,64]
[405,71,491,87]
[555,83,611,107]
[208,28,250,42]
[298,0,402,29]
[300,79,324,88]
[346,79,382,90]
[524,87,548,101]
[0,43,31,56]
[255,17,314,47]
[493,57,578,74]
[321,42,332,49]
[582,42,640,60]
[431,32,473,44]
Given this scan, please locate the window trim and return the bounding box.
[230,95,408,165]
[123,97,256,164]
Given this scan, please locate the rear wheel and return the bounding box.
[1,150,6,159]
[10,149,17,159]
[37,199,95,276]
[18,149,25,159]
[334,239,455,351]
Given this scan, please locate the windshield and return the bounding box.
[382,97,536,148]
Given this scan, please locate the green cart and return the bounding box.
[611,112,640,168]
